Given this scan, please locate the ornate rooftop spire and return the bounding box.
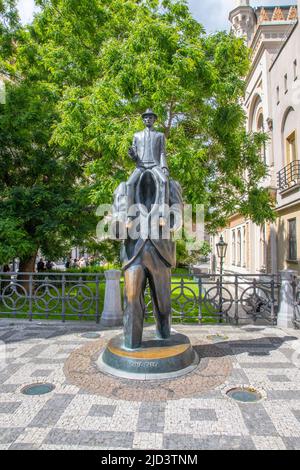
[272,7,285,21]
[234,0,250,5]
[259,7,269,23]
[287,6,298,21]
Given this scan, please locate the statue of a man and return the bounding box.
[111,109,184,350]
[126,109,169,227]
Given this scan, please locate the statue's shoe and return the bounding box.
[159,216,167,227]
[126,217,134,229]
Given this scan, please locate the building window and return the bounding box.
[257,113,266,163]
[294,60,298,81]
[260,225,266,272]
[232,231,236,266]
[243,226,247,268]
[286,130,297,164]
[276,86,280,104]
[237,230,242,267]
[288,218,297,261]
[284,74,288,93]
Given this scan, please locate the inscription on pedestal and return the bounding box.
[98,330,199,380]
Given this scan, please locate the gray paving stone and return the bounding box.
[238,403,278,436]
[267,391,300,400]
[88,404,116,417]
[137,402,166,433]
[267,375,291,383]
[189,409,218,422]
[163,434,256,450]
[228,369,250,384]
[0,402,22,414]
[28,394,75,428]
[43,394,75,409]
[0,428,24,444]
[28,408,64,428]
[22,344,50,358]
[30,369,52,378]
[241,362,296,369]
[44,429,134,447]
[0,331,17,341]
[278,348,297,361]
[292,410,300,422]
[9,443,39,450]
[31,358,64,364]
[282,437,300,450]
[0,384,19,393]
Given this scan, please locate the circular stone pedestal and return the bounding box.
[97,330,199,380]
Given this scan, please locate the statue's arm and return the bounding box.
[160,134,169,175]
[128,135,139,163]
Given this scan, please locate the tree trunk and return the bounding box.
[17,252,38,293]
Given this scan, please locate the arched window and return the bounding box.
[257,112,266,163]
[282,107,297,166]
[248,95,266,164]
[248,94,263,132]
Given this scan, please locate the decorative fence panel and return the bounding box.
[0,273,106,322]
[145,273,280,325]
[0,272,280,325]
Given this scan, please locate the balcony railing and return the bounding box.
[277,160,300,192]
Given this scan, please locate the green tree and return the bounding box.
[0,1,96,272]
[31,0,273,227]
[0,0,275,273]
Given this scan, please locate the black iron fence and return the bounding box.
[277,160,300,192]
[0,272,106,322]
[155,273,280,325]
[0,272,280,325]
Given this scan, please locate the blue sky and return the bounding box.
[17,0,295,32]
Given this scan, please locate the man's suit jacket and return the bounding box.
[112,178,183,271]
[133,129,168,169]
[121,238,176,270]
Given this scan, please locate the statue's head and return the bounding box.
[142,109,157,128]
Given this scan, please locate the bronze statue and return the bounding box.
[112,110,183,350]
[126,109,169,228]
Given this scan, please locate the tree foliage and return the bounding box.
[0,1,96,268]
[0,0,275,267]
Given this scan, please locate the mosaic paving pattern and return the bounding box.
[64,337,232,401]
[0,320,300,450]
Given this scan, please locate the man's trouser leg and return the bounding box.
[126,168,143,219]
[123,263,147,349]
[152,167,169,219]
[144,243,172,339]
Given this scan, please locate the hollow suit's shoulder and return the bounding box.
[157,131,166,140]
[134,130,144,139]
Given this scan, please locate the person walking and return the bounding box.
[37,259,45,273]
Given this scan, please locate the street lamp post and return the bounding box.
[216,235,228,322]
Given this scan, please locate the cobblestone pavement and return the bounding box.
[0,319,300,450]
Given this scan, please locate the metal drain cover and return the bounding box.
[226,387,262,403]
[81,332,101,339]
[207,334,229,343]
[21,383,55,396]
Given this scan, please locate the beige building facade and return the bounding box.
[211,1,300,275]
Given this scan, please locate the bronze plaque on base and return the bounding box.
[97,330,199,381]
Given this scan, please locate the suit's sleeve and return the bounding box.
[131,134,139,163]
[133,134,137,153]
[160,134,168,169]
